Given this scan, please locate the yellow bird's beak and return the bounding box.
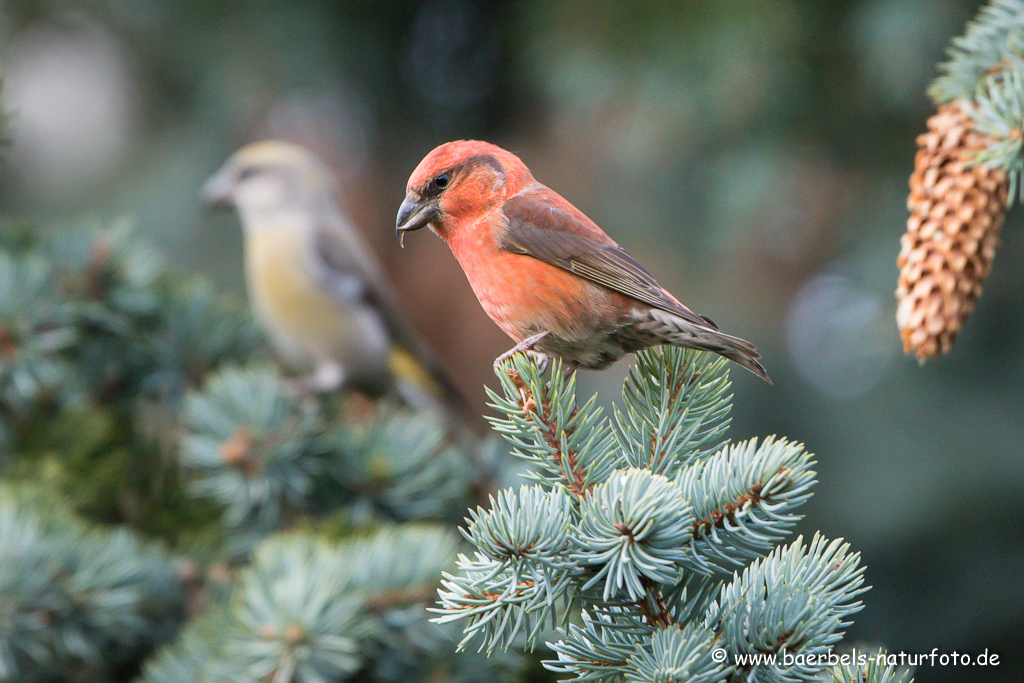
[201,169,234,210]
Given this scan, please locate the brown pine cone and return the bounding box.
[896,102,1009,360]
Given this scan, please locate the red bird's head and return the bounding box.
[396,140,534,245]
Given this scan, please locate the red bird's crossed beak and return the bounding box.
[396,196,439,246]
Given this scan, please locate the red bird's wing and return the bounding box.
[499,190,720,331]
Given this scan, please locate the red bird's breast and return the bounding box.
[443,213,635,368]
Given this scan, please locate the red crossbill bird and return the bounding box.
[203,141,469,409]
[395,140,770,383]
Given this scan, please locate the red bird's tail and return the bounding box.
[634,308,772,383]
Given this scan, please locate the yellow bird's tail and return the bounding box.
[388,344,474,424]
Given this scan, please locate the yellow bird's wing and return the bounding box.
[310,215,470,414]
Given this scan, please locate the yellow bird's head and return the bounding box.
[202,141,337,232]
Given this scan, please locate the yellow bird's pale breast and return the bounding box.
[245,229,387,372]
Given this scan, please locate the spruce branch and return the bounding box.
[222,536,371,681]
[0,219,500,680]
[325,405,475,522]
[464,485,577,574]
[140,526,513,683]
[928,0,1024,104]
[488,355,617,497]
[0,251,79,419]
[437,347,883,683]
[546,609,649,681]
[679,437,816,573]
[0,485,184,681]
[615,347,732,478]
[180,365,325,535]
[433,550,576,653]
[709,535,867,683]
[573,469,692,602]
[625,623,727,683]
[179,361,480,551]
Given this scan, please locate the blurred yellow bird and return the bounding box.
[203,141,465,411]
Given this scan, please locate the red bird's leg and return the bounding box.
[493,331,551,376]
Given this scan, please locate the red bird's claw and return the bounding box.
[493,352,514,377]
[493,331,551,377]
[492,349,550,377]
[524,350,549,374]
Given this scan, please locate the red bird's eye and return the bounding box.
[434,173,450,189]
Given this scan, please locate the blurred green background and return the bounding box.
[0,1,1021,681]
